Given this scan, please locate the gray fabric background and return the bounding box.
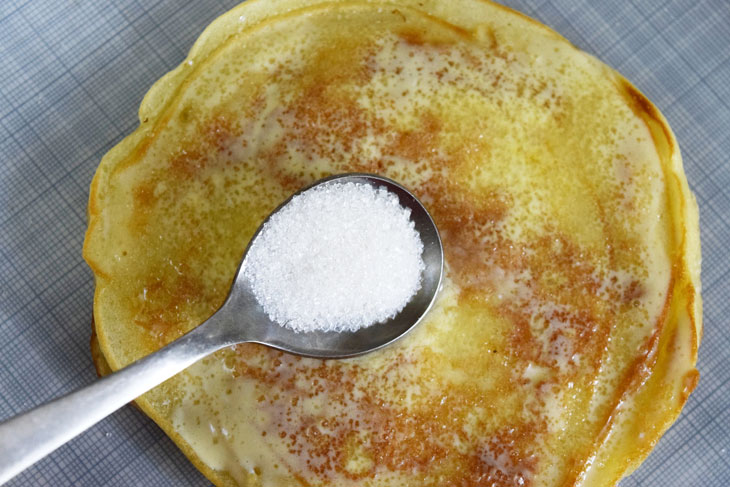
[1,0,728,485]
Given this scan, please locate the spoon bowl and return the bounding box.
[223,173,444,358]
[0,173,443,484]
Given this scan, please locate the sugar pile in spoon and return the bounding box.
[244,182,425,333]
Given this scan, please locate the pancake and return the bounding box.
[84,0,702,485]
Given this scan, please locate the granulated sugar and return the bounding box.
[244,182,424,333]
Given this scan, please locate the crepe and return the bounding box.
[84,0,702,485]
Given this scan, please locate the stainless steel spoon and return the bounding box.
[0,173,443,485]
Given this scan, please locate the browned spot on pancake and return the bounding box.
[472,424,540,485]
[398,26,470,49]
[399,28,428,46]
[131,252,222,345]
[204,115,238,153]
[135,273,198,340]
[253,60,383,191]
[257,137,306,193]
[482,25,499,51]
[228,346,292,385]
[396,10,472,46]
[686,283,701,353]
[681,369,699,402]
[619,80,674,155]
[128,112,242,235]
[128,112,246,237]
[390,8,407,23]
[385,111,442,161]
[421,176,510,294]
[623,279,645,303]
[128,180,157,232]
[133,181,155,207]
[285,83,372,158]
[169,147,206,177]
[302,31,378,87]
[472,23,515,63]
[169,113,240,178]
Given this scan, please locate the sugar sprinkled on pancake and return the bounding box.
[85,1,701,485]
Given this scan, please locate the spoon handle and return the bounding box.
[0,311,233,485]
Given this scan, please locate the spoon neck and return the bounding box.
[178,307,238,350]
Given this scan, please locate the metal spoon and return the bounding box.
[0,173,443,484]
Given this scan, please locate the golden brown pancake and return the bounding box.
[84,1,702,485]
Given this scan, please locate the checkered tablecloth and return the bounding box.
[1,1,728,485]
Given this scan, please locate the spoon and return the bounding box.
[0,173,443,484]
